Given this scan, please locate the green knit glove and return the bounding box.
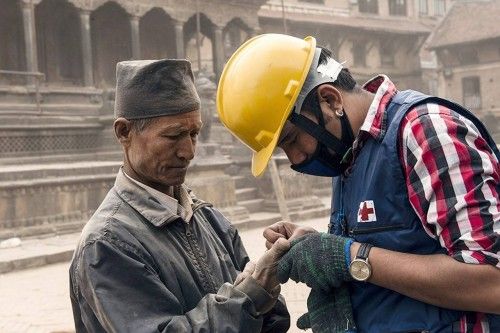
[277,233,352,291]
[296,284,356,333]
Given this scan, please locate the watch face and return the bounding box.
[349,259,371,281]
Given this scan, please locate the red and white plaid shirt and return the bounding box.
[357,75,499,332]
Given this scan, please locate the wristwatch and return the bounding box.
[349,243,373,281]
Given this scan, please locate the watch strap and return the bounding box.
[356,243,373,261]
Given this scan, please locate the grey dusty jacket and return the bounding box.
[69,171,290,332]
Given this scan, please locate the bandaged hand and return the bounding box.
[277,233,353,291]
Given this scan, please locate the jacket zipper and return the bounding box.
[349,223,406,236]
[184,217,217,293]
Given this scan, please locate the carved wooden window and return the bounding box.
[435,0,446,16]
[419,0,428,15]
[380,41,395,67]
[352,42,366,67]
[389,0,407,16]
[359,0,378,14]
[462,76,481,110]
[458,49,478,65]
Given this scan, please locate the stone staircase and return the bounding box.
[231,174,281,230]
[234,175,264,210]
[230,169,331,228]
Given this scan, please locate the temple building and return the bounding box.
[0,0,268,239]
[1,0,496,239]
[427,0,500,140]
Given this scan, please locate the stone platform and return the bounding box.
[0,195,331,274]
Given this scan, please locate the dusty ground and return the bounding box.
[0,217,328,333]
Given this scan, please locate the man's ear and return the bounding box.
[113,118,133,146]
[316,84,343,118]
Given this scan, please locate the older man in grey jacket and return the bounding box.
[69,59,290,332]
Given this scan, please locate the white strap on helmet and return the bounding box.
[293,48,344,114]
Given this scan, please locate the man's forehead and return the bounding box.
[162,110,200,121]
[152,112,202,130]
[160,120,202,130]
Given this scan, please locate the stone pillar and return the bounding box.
[79,10,93,87]
[174,20,185,59]
[21,0,38,84]
[378,0,389,16]
[130,15,140,59]
[213,26,224,80]
[407,0,415,18]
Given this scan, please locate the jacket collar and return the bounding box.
[344,75,397,172]
[359,74,398,142]
[113,169,208,227]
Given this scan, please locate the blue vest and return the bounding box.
[331,90,500,332]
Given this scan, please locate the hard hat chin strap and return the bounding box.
[288,105,354,161]
[288,46,354,165]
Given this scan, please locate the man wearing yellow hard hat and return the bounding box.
[217,34,500,332]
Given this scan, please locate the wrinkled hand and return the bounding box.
[252,238,291,292]
[263,221,317,249]
[297,284,356,333]
[277,233,352,291]
[234,261,256,286]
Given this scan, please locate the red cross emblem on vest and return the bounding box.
[357,200,377,222]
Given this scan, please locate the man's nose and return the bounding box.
[284,147,307,165]
[177,136,196,161]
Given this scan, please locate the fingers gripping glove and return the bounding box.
[277,233,353,291]
[296,284,356,333]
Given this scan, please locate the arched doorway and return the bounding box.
[35,0,83,86]
[184,13,215,77]
[140,8,175,60]
[91,1,132,88]
[0,0,26,84]
[223,18,250,62]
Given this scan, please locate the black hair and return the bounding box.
[300,47,359,114]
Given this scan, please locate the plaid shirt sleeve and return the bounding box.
[400,103,500,267]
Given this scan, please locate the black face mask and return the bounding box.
[288,108,354,177]
[291,142,345,177]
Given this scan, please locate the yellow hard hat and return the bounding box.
[217,34,316,177]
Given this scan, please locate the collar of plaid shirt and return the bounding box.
[346,74,397,165]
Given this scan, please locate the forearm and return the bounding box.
[351,242,500,314]
[161,282,266,333]
[78,240,267,333]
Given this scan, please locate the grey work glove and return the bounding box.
[297,284,356,333]
[277,233,353,291]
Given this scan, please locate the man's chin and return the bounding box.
[164,172,187,186]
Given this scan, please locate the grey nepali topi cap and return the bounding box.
[114,59,201,119]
